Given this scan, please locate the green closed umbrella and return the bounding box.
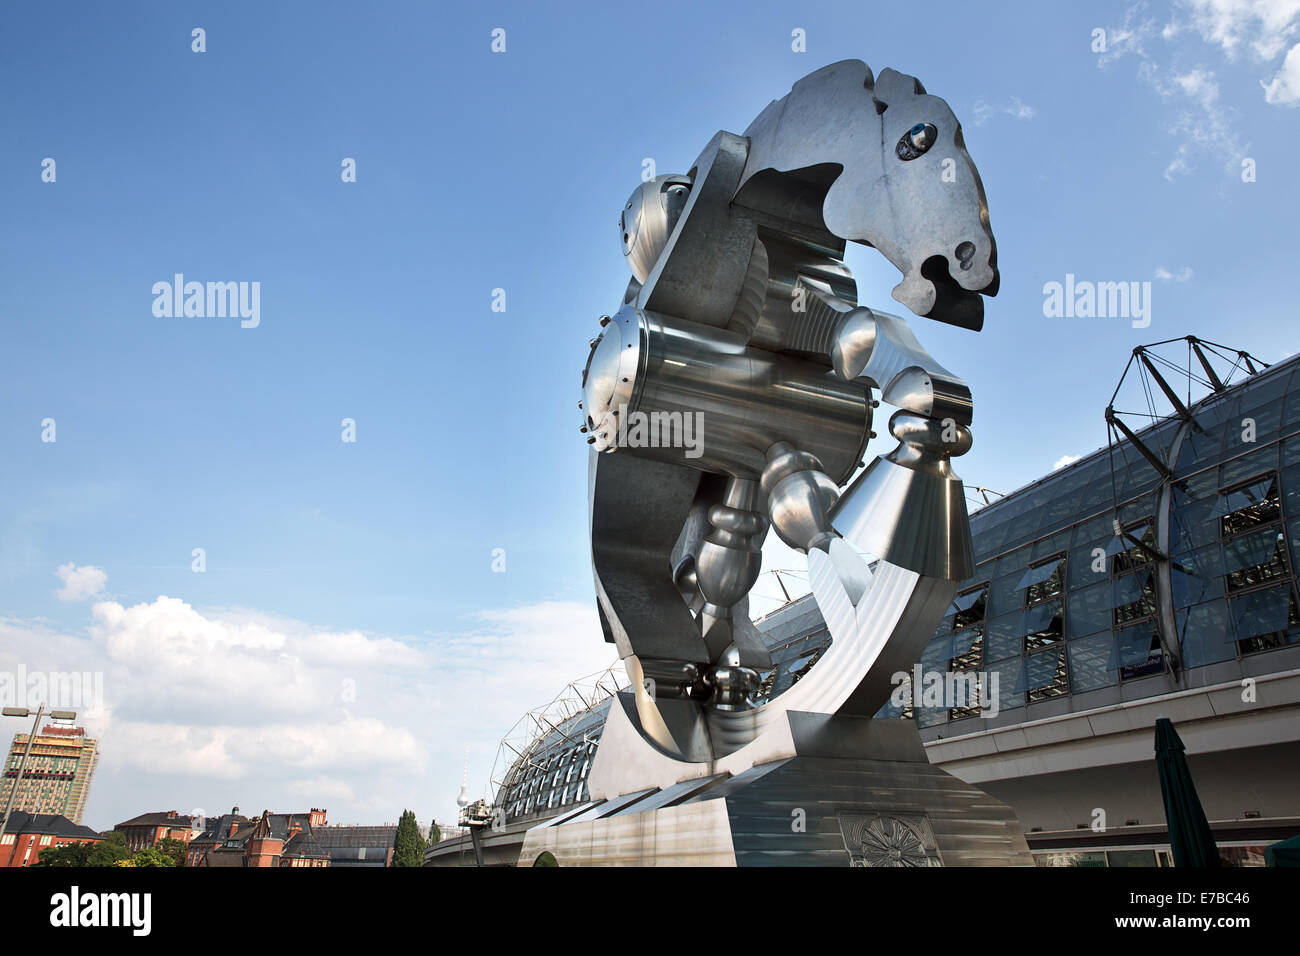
[1265,834,1300,867]
[1154,717,1220,868]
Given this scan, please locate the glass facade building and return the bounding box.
[475,349,1300,865]
[494,700,610,827]
[883,350,1300,730]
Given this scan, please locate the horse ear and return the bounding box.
[862,63,876,91]
[874,68,927,105]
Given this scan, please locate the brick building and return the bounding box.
[115,810,200,852]
[191,806,331,867]
[0,811,102,867]
[186,807,250,865]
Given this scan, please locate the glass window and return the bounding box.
[1023,599,1063,649]
[974,514,1012,560]
[1068,631,1117,692]
[1072,512,1115,548]
[952,582,989,629]
[1113,522,1155,573]
[948,633,986,720]
[1067,579,1112,637]
[983,612,1023,662]
[950,622,983,660]
[1219,475,1280,535]
[1174,466,1220,505]
[1025,644,1068,701]
[1003,503,1048,551]
[1223,528,1288,590]
[1221,444,1279,487]
[1176,396,1239,474]
[915,704,948,728]
[1020,557,1065,604]
[986,656,1025,712]
[987,547,1031,618]
[1113,569,1157,626]
[1282,371,1300,429]
[1068,534,1114,590]
[1078,465,1120,516]
[920,633,954,670]
[1114,622,1163,678]
[1035,509,1076,550]
[1171,545,1225,608]
[1176,600,1237,668]
[1281,434,1300,468]
[1228,584,1297,652]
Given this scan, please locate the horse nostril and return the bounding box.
[954,241,976,270]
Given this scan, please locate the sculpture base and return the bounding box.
[517,704,1033,866]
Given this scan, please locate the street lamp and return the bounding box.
[1,705,77,849]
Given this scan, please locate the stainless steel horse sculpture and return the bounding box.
[578,58,999,767]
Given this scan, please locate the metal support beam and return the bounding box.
[1105,409,1174,482]
[1137,351,1193,422]
[1189,338,1226,393]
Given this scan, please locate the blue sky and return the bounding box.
[1,0,1297,829]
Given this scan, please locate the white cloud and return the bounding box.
[1137,61,1245,178]
[1095,3,1300,175]
[1097,5,1160,66]
[1053,454,1082,470]
[972,96,1037,126]
[53,563,107,602]
[1155,265,1195,280]
[285,776,357,803]
[0,587,621,830]
[1163,143,1194,178]
[1263,43,1300,104]
[1178,0,1300,62]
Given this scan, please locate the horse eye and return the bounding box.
[896,122,937,161]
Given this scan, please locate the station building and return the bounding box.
[428,341,1300,867]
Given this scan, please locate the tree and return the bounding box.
[155,837,188,867]
[391,809,426,867]
[428,820,441,846]
[128,846,176,867]
[87,831,131,867]
[32,842,95,867]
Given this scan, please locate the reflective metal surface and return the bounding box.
[760,442,840,553]
[580,58,997,765]
[830,411,976,581]
[738,60,998,330]
[582,305,872,480]
[621,175,692,285]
